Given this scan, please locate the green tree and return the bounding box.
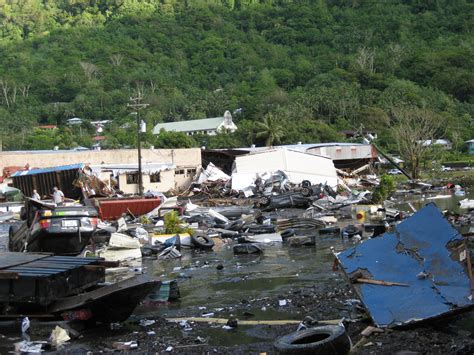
[153,130,196,148]
[255,113,284,147]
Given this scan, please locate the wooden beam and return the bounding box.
[166,317,341,325]
[355,278,409,287]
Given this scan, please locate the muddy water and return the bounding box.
[395,190,472,214]
[138,236,347,317]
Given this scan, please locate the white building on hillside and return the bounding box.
[153,111,237,136]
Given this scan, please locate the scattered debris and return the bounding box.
[49,326,70,347]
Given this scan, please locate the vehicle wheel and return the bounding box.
[8,224,22,251]
[274,325,351,354]
[191,234,215,250]
[281,228,296,239]
[259,196,270,207]
[302,180,311,188]
[301,187,312,197]
[20,207,27,220]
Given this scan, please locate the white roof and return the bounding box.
[232,148,338,190]
[421,139,451,146]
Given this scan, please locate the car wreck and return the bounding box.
[9,198,99,255]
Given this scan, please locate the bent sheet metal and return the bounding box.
[336,203,473,327]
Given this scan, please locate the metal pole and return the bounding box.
[128,94,148,196]
[137,111,143,196]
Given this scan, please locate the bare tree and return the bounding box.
[0,79,11,108]
[149,80,158,94]
[19,84,30,97]
[392,108,444,179]
[356,47,375,73]
[109,53,124,66]
[388,43,405,72]
[0,79,24,107]
[133,81,145,99]
[80,61,99,81]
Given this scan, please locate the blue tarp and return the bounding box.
[337,203,473,327]
[11,164,84,177]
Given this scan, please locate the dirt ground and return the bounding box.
[22,278,471,354]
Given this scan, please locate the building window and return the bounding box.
[150,172,161,183]
[187,168,196,176]
[176,169,185,175]
[126,173,139,184]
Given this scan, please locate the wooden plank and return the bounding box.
[355,278,409,287]
[166,317,341,325]
[0,271,19,279]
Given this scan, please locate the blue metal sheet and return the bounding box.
[11,163,84,177]
[336,203,473,327]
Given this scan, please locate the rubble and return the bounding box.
[1,150,473,353]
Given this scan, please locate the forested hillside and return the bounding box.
[0,0,472,152]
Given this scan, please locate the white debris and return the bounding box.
[49,326,70,347]
[139,319,156,327]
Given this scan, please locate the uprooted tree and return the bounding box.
[391,107,445,179]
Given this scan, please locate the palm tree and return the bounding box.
[255,113,284,147]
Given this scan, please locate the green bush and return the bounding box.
[163,210,193,234]
[372,174,396,203]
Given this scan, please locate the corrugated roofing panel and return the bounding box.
[11,164,84,177]
[336,203,473,327]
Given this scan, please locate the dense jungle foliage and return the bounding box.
[0,0,472,154]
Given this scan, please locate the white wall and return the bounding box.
[118,169,176,194]
[232,149,339,190]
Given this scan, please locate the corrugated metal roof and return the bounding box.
[91,163,175,175]
[153,116,225,134]
[224,142,370,153]
[11,163,84,177]
[242,147,333,160]
[336,203,473,328]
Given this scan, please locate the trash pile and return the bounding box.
[1,151,474,353]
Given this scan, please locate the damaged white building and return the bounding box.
[231,148,339,191]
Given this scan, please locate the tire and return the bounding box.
[281,228,296,239]
[301,187,312,197]
[233,243,263,255]
[8,223,22,251]
[258,196,271,207]
[274,325,351,355]
[20,207,27,220]
[228,220,245,231]
[191,234,215,250]
[301,180,311,188]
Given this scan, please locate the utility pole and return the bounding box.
[127,93,149,196]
